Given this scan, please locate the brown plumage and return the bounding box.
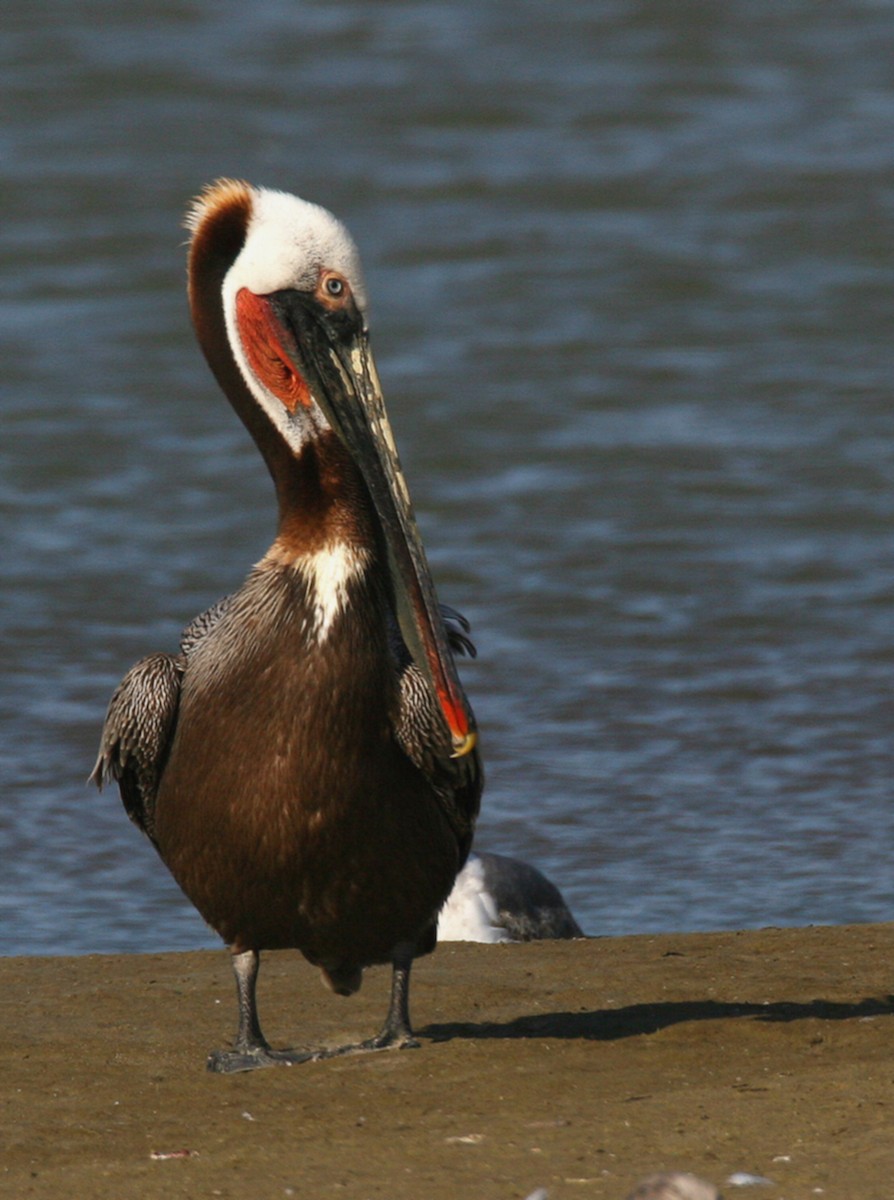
[92,181,481,1071]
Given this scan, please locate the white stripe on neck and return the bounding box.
[293,542,370,641]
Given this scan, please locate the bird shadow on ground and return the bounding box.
[421,995,894,1043]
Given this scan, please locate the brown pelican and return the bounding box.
[91,179,482,1073]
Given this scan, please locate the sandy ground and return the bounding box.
[4,924,894,1199]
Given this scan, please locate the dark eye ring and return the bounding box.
[325,276,345,297]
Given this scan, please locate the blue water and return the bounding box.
[3,0,894,954]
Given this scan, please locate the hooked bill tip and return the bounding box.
[450,730,478,759]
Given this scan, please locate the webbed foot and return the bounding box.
[206,1044,321,1074]
[313,1028,420,1060]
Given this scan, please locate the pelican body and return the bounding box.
[92,180,482,1071]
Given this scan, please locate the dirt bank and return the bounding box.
[5,924,894,1198]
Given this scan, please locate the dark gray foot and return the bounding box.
[206,1044,321,1074]
[362,1027,419,1052]
[315,1027,420,1060]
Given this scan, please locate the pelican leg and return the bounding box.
[366,940,419,1049]
[319,941,420,1058]
[207,949,317,1074]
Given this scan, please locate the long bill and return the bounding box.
[316,332,477,763]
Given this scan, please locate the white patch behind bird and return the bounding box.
[437,855,514,944]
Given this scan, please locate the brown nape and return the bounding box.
[269,432,379,559]
[185,178,254,254]
[186,181,298,491]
